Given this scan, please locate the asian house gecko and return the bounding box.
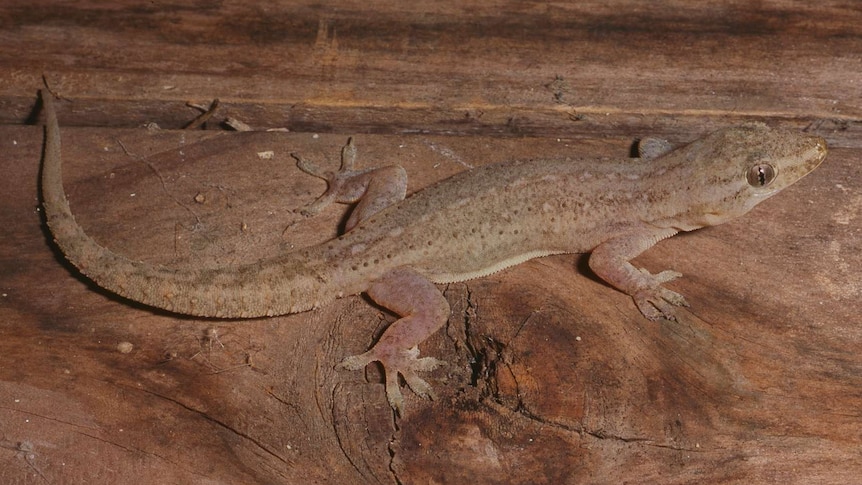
[39,92,827,412]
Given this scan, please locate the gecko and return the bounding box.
[39,91,827,413]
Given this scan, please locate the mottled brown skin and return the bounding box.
[40,92,827,412]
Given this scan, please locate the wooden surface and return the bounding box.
[1,1,861,484]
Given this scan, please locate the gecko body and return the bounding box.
[40,92,827,412]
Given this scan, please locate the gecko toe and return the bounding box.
[634,298,666,321]
[654,270,683,284]
[338,351,375,371]
[662,288,689,308]
[385,372,406,415]
[403,373,437,401]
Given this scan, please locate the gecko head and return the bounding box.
[668,123,827,228]
[726,123,827,209]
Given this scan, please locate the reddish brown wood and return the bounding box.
[1,1,861,145]
[1,1,861,483]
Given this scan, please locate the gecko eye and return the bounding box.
[746,163,776,187]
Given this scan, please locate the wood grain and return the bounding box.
[2,1,861,144]
[1,1,860,483]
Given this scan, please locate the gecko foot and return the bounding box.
[339,346,445,414]
[291,138,407,231]
[291,138,363,217]
[632,269,689,320]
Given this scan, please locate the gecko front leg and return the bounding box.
[292,138,407,231]
[340,267,449,414]
[588,225,689,320]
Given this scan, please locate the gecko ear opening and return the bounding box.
[746,163,777,187]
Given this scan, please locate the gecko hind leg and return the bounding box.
[339,267,449,414]
[291,138,407,231]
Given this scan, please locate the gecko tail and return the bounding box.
[39,91,321,318]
